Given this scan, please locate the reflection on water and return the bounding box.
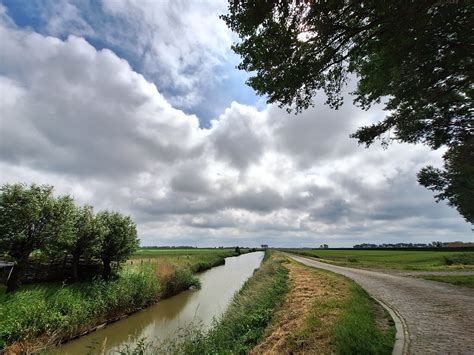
[56,252,264,354]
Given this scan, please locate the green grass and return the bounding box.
[419,275,474,288]
[330,279,395,354]
[130,248,246,275]
[0,265,159,351]
[285,249,474,271]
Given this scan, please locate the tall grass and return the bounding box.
[160,267,200,298]
[0,265,159,351]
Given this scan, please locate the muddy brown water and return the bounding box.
[55,252,264,354]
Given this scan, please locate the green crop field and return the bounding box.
[132,248,244,258]
[284,249,474,271]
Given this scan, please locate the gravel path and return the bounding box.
[289,254,474,355]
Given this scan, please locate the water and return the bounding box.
[56,252,264,354]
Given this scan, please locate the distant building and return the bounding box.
[261,244,269,249]
[319,244,329,249]
[447,241,474,247]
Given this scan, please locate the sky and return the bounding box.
[0,0,471,247]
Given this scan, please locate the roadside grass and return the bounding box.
[330,281,395,354]
[252,260,395,354]
[285,249,474,271]
[419,275,474,288]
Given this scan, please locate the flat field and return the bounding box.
[132,248,241,257]
[130,248,246,273]
[284,249,474,271]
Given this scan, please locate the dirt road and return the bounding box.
[289,255,474,355]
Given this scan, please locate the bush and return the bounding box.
[444,253,474,266]
[161,267,200,298]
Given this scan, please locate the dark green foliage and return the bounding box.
[69,205,103,281]
[96,211,139,280]
[444,253,474,266]
[0,184,76,292]
[161,267,201,298]
[418,138,474,223]
[223,1,473,222]
[191,258,226,273]
[0,183,142,292]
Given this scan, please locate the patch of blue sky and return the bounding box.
[1,0,262,128]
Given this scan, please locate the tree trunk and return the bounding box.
[6,256,29,293]
[72,253,80,282]
[102,259,111,280]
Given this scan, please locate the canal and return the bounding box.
[56,251,264,354]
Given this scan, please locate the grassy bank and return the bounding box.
[252,259,395,354]
[285,249,474,271]
[0,265,159,352]
[0,249,237,353]
[419,275,474,288]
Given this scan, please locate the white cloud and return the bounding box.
[0,18,470,247]
[99,0,232,108]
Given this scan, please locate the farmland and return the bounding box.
[283,249,474,271]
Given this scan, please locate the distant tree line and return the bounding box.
[0,183,139,293]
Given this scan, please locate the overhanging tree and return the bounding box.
[0,184,75,292]
[223,0,473,223]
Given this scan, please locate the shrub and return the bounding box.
[444,253,474,266]
[161,267,200,298]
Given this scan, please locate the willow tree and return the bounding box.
[69,205,104,281]
[0,184,75,292]
[96,211,139,280]
[223,1,473,223]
